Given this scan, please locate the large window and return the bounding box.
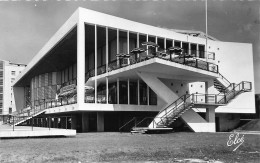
[139,82,147,105]
[108,28,117,62]
[129,81,138,105]
[182,42,189,54]
[199,45,205,58]
[108,82,117,104]
[119,81,128,104]
[149,88,157,105]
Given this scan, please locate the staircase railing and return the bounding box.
[154,94,193,127]
[148,81,252,128]
[119,117,137,132]
[11,106,47,125]
[217,81,252,104]
[218,73,231,87]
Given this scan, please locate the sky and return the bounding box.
[0,0,259,93]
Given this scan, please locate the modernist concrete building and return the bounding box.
[12,8,255,132]
[0,60,26,124]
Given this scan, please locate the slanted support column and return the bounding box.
[206,108,215,123]
[77,19,85,106]
[97,112,104,132]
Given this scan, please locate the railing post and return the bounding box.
[49,116,50,130]
[13,116,14,131]
[32,117,33,131]
[207,62,209,71]
[66,116,67,130]
[215,95,217,104]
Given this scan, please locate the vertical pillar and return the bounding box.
[97,112,104,132]
[127,79,130,105]
[196,44,199,58]
[146,34,148,56]
[95,25,97,104]
[106,27,109,104]
[155,36,158,52]
[117,29,119,54]
[127,30,130,64]
[137,79,140,105]
[77,18,85,106]
[137,33,139,58]
[206,108,215,123]
[188,42,190,55]
[106,77,109,104]
[137,33,139,48]
[147,85,149,105]
[164,38,166,52]
[117,78,119,104]
[82,112,89,132]
[106,27,108,72]
[172,39,175,59]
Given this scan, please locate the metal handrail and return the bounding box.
[134,117,156,128]
[218,72,231,86]
[119,117,136,132]
[85,51,219,80]
[217,81,252,104]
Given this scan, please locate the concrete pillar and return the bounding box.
[71,115,77,130]
[94,25,97,104]
[77,17,85,107]
[206,80,217,99]
[97,112,104,132]
[82,112,89,132]
[206,108,215,123]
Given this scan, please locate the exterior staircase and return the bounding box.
[11,107,47,126]
[214,73,233,93]
[131,78,252,133]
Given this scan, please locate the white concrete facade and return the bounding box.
[12,8,255,132]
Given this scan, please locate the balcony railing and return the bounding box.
[85,53,218,81]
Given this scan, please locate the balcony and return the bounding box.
[86,50,218,81]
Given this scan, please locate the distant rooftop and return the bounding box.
[0,59,27,67]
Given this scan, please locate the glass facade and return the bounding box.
[26,23,214,110]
